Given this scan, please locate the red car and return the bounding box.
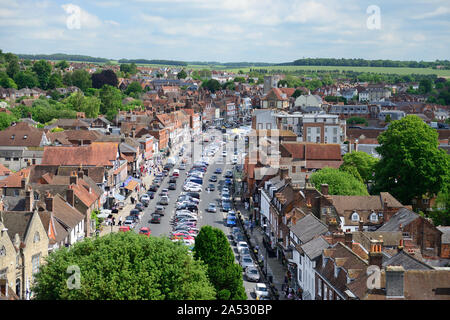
[139,227,151,237]
[119,226,131,232]
[171,234,195,241]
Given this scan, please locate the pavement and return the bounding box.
[235,202,288,300]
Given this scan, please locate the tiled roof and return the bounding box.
[0,168,30,188]
[290,214,328,244]
[41,142,118,167]
[299,236,330,260]
[377,208,421,232]
[0,122,45,147]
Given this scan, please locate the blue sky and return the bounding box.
[1,0,449,63]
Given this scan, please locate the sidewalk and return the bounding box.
[98,165,160,236]
[235,202,288,300]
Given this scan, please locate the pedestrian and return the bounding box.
[112,217,116,226]
[118,216,122,226]
[250,222,254,234]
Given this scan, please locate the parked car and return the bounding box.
[184,192,200,199]
[158,195,170,205]
[214,167,223,174]
[239,254,255,270]
[119,226,131,232]
[149,184,158,192]
[237,241,249,255]
[209,175,218,182]
[155,205,165,216]
[172,169,180,177]
[226,215,236,227]
[146,191,155,199]
[177,203,198,212]
[222,200,232,212]
[183,185,202,192]
[245,266,260,282]
[254,283,270,300]
[207,203,217,213]
[233,233,245,245]
[130,209,140,220]
[206,183,215,191]
[124,216,136,228]
[225,170,233,178]
[139,227,151,236]
[169,177,177,183]
[140,195,150,206]
[239,247,251,258]
[150,214,161,224]
[169,183,177,190]
[135,203,145,212]
[179,163,186,170]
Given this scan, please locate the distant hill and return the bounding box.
[277,58,450,69]
[17,53,110,63]
[118,59,188,66]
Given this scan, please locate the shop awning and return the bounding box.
[113,193,125,201]
[124,180,139,191]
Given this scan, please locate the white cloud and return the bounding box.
[412,6,450,19]
[61,4,103,29]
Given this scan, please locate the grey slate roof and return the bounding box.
[299,236,330,260]
[290,214,329,244]
[377,208,420,232]
[2,196,26,211]
[1,211,33,242]
[437,227,450,244]
[382,250,433,270]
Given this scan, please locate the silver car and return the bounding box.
[245,266,260,282]
[239,254,255,270]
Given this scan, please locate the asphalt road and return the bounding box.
[133,127,257,299]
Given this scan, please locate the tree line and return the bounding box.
[278,58,450,69]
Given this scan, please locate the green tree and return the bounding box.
[373,115,450,204]
[99,85,122,116]
[47,72,63,90]
[0,112,18,130]
[428,188,450,226]
[177,69,187,79]
[32,232,216,300]
[125,81,143,95]
[6,58,20,79]
[55,60,69,70]
[340,151,379,183]
[347,117,368,126]
[0,72,18,89]
[310,167,369,196]
[120,63,137,75]
[64,92,101,118]
[14,71,39,89]
[92,69,118,89]
[201,79,221,93]
[71,69,92,92]
[32,60,52,89]
[384,114,392,123]
[194,226,247,300]
[418,79,432,94]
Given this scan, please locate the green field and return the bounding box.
[50,59,450,77]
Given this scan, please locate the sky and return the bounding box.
[0,0,449,63]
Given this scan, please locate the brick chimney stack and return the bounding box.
[45,192,54,212]
[368,239,383,268]
[69,171,77,185]
[321,184,329,196]
[344,231,353,248]
[386,266,405,298]
[25,186,33,212]
[66,185,74,207]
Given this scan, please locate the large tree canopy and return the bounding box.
[340,151,379,183]
[194,226,247,300]
[373,115,450,204]
[310,167,369,196]
[92,69,118,89]
[32,232,216,300]
[32,60,52,89]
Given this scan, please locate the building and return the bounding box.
[302,114,346,144]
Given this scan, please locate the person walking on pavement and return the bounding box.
[118,216,122,226]
[112,217,116,226]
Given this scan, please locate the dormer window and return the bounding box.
[34,232,40,243]
[351,211,359,222]
[370,212,378,222]
[11,134,15,139]
[23,135,28,139]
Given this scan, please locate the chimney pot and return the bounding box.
[321,184,329,195]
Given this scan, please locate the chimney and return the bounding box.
[344,231,353,248]
[321,184,329,196]
[331,231,345,244]
[21,178,26,189]
[280,168,289,180]
[77,169,84,179]
[69,171,77,185]
[285,176,292,185]
[368,239,383,268]
[66,186,74,207]
[45,192,54,212]
[25,186,33,212]
[359,219,364,231]
[398,239,404,252]
[385,266,405,298]
[328,217,339,233]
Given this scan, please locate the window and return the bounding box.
[0,245,5,256]
[32,254,41,274]
[333,137,337,143]
[13,158,19,161]
[34,232,40,243]
[292,166,296,173]
[370,212,378,223]
[324,285,328,300]
[298,269,302,282]
[317,278,322,297]
[266,123,271,130]
[351,212,359,222]
[5,157,11,161]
